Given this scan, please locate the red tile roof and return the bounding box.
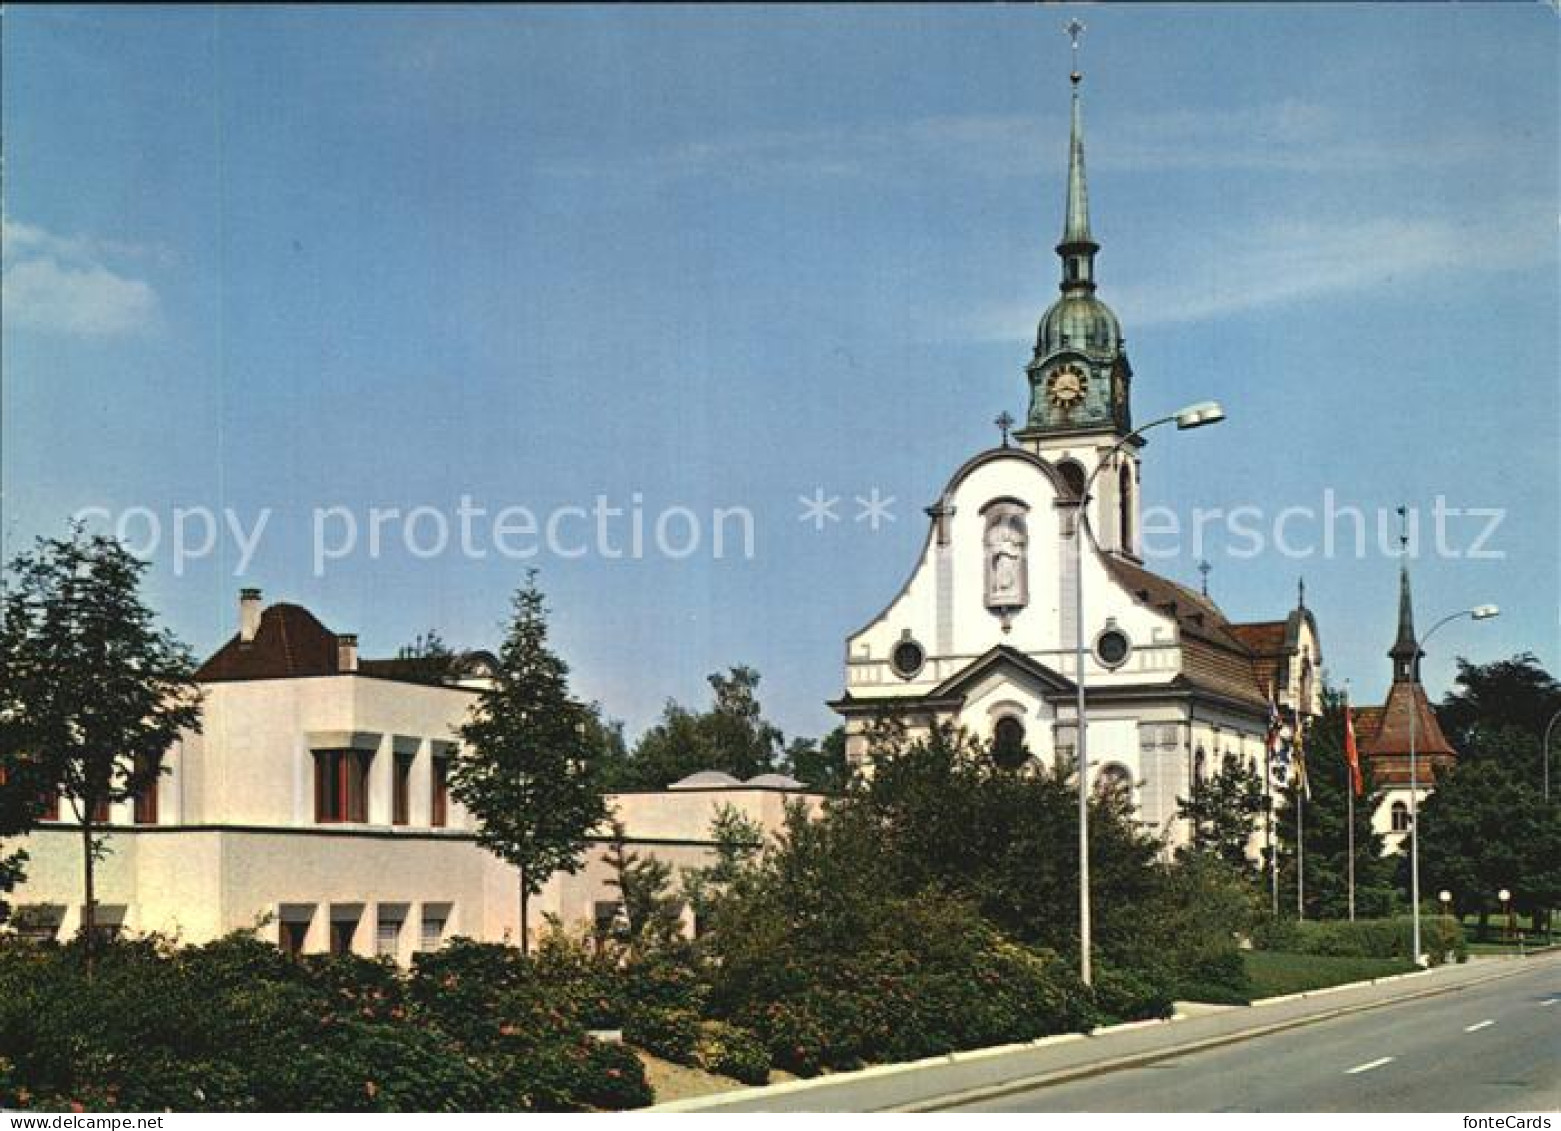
[196,603,344,682]
[1357,683,1457,785]
[1103,558,1268,709]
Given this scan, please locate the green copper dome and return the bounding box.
[1037,291,1121,359]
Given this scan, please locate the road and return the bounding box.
[655,954,1560,1113]
[955,957,1559,1112]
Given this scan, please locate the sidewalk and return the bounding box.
[649,952,1560,1113]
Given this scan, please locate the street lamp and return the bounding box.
[1498,888,1513,944]
[1408,602,1499,966]
[1072,400,1225,986]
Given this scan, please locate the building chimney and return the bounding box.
[337,633,359,673]
[239,588,263,644]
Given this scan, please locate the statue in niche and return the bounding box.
[984,506,1029,619]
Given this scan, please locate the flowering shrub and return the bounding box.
[696,1021,771,1085]
[0,932,651,1112]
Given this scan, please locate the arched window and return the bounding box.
[1057,459,1086,499]
[1118,464,1134,553]
[1094,762,1133,801]
[1391,801,1411,833]
[992,716,1029,770]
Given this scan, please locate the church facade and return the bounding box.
[831,64,1322,849]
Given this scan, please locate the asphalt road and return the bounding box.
[959,957,1559,1112]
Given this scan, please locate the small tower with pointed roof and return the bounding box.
[1017,21,1141,559]
[1359,564,1458,797]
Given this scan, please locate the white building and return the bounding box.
[8,589,817,955]
[830,65,1322,849]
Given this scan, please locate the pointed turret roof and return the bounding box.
[1389,564,1424,683]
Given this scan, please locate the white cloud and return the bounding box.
[2,218,161,337]
[542,101,1517,185]
[954,204,1551,340]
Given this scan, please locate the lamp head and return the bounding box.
[1470,605,1500,621]
[1174,401,1225,430]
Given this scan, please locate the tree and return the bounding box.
[1272,689,1394,919]
[1176,751,1265,875]
[602,819,685,953]
[1438,653,1561,769]
[619,666,786,788]
[0,528,202,951]
[782,726,850,792]
[450,574,610,954]
[679,803,765,932]
[1405,756,1560,931]
[392,630,462,686]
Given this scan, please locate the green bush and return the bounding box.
[0,932,652,1112]
[696,1021,771,1085]
[709,881,1097,1076]
[623,1005,702,1065]
[1248,917,1466,966]
[1091,963,1177,1021]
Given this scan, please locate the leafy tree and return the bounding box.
[1438,653,1561,781]
[680,803,765,932]
[451,573,610,954]
[1176,751,1265,875]
[782,726,850,792]
[601,819,686,953]
[619,666,786,788]
[1272,689,1394,919]
[0,528,202,952]
[1405,755,1560,931]
[834,719,1163,965]
[392,629,462,686]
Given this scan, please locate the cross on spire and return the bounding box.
[1197,559,1212,597]
[995,410,1016,448]
[1065,18,1085,84]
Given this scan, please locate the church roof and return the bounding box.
[1102,557,1269,710]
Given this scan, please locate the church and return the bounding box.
[830,57,1323,849]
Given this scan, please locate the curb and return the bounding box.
[646,954,1552,1113]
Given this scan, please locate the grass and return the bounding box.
[1241,951,1417,999]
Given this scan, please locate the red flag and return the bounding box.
[1343,694,1364,796]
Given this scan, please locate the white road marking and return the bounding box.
[1542,998,1558,1007]
[1345,1057,1395,1075]
[1464,1019,1495,1032]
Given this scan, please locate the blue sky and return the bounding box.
[4,5,1557,743]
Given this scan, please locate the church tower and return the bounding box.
[1015,31,1140,559]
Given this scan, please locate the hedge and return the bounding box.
[1250,916,1467,965]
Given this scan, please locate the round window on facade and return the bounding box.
[890,637,926,680]
[992,715,1029,770]
[1095,627,1131,668]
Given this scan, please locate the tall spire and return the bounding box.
[1389,563,1423,683]
[1057,18,1098,295]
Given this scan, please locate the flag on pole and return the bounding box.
[1266,688,1292,789]
[1292,711,1311,799]
[1343,692,1365,796]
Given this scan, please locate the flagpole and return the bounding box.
[1347,765,1356,921]
[1264,744,1278,917]
[1296,788,1305,919]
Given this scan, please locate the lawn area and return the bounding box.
[1242,951,1417,999]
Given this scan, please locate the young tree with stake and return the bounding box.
[0,527,201,956]
[450,573,609,954]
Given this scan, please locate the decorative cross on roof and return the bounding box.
[1198,559,1212,597]
[1065,18,1085,82]
[995,410,1016,448]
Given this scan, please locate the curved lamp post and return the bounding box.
[1408,603,1499,966]
[1073,400,1224,986]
